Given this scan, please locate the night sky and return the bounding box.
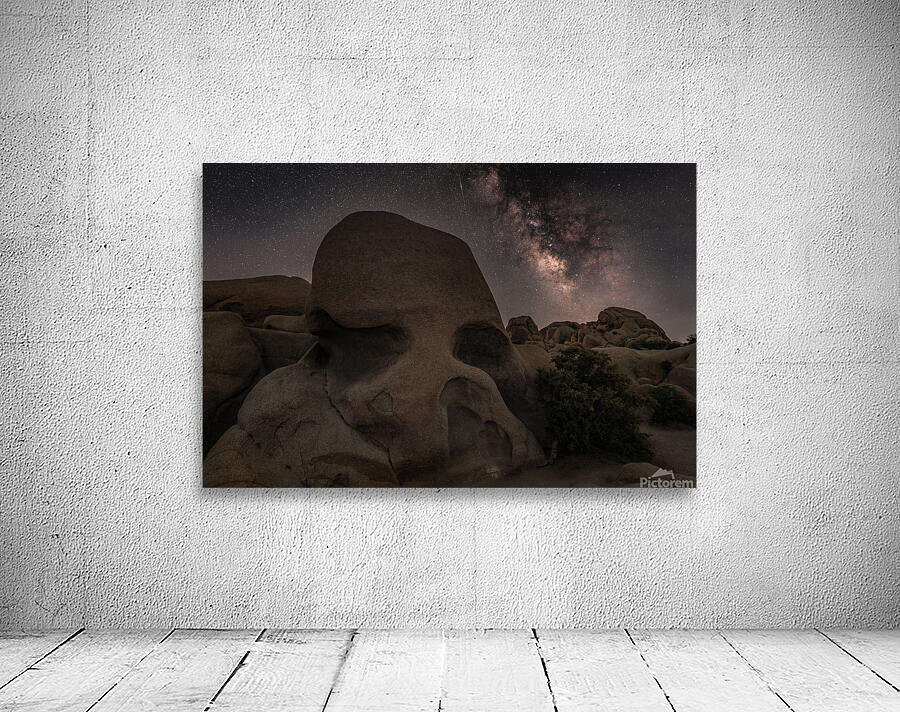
[203,164,696,340]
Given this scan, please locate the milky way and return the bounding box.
[204,163,695,340]
[469,165,626,297]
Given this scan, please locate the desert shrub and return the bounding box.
[537,349,650,459]
[660,360,673,376]
[650,385,696,426]
[686,333,697,344]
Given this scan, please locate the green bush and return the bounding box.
[537,349,650,459]
[650,385,696,426]
[686,333,697,344]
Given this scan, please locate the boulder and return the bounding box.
[540,321,580,345]
[514,342,552,374]
[665,364,696,394]
[204,353,398,487]
[593,343,696,396]
[247,327,317,371]
[512,343,553,445]
[203,275,311,326]
[581,332,607,349]
[565,307,673,349]
[634,382,695,408]
[596,307,669,339]
[263,314,308,332]
[506,315,540,344]
[202,312,263,455]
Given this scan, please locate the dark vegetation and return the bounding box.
[633,338,670,350]
[649,385,696,426]
[633,339,685,350]
[537,349,651,460]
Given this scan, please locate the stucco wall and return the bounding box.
[1,0,898,627]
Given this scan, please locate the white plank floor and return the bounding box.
[0,629,898,711]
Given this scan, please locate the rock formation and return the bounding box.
[506,315,540,344]
[202,311,315,454]
[204,212,546,486]
[202,312,263,455]
[511,307,673,351]
[247,328,317,372]
[203,275,310,326]
[592,343,696,403]
[263,314,308,332]
[590,307,670,348]
[203,356,399,487]
[202,213,694,486]
[540,321,581,346]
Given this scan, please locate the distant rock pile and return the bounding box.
[508,306,672,351]
[203,275,310,326]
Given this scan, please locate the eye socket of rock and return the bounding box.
[306,307,410,388]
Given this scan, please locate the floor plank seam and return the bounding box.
[435,629,447,712]
[717,631,797,711]
[320,628,358,711]
[531,629,560,712]
[0,627,85,692]
[204,651,251,710]
[83,628,176,712]
[624,629,678,712]
[202,628,265,711]
[816,629,900,695]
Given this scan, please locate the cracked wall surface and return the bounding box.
[1,0,899,626]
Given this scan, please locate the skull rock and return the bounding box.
[306,211,546,480]
[204,211,546,486]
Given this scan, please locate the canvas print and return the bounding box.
[203,164,696,488]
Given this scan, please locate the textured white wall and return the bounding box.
[2,0,898,628]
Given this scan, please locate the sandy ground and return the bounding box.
[403,424,696,488]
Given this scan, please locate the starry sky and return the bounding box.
[203,163,696,340]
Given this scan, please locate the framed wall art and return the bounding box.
[202,164,696,488]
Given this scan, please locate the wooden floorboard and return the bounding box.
[535,629,672,712]
[629,629,789,712]
[87,628,261,712]
[820,629,900,692]
[439,629,556,712]
[322,629,444,711]
[0,628,896,711]
[0,629,169,712]
[0,630,81,689]
[724,629,900,712]
[211,629,353,712]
